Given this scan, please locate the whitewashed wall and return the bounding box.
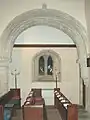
[9,25,79,105]
[0,0,86,38]
[8,47,79,105]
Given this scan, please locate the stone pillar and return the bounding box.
[83,78,88,111]
[87,67,90,112]
[0,59,9,96]
[79,58,89,110]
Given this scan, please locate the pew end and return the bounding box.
[67,104,78,120]
[54,88,78,120]
[22,89,47,120]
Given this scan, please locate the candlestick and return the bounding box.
[11,69,20,88]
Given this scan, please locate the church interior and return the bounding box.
[0,0,90,120]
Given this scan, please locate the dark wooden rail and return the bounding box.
[54,88,78,120]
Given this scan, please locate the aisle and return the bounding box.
[78,106,90,120]
[12,107,62,120]
[46,106,62,120]
[12,109,23,120]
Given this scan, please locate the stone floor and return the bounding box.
[12,109,23,120]
[78,107,90,120]
[46,106,62,120]
[12,106,90,120]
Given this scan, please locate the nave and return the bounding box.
[0,88,90,120]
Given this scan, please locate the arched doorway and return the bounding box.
[0,4,89,108]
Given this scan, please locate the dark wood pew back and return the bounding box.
[0,91,13,106]
[54,88,78,120]
[0,89,21,120]
[10,88,21,98]
[0,89,21,106]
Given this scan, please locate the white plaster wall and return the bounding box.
[0,67,9,96]
[0,0,86,38]
[8,47,79,105]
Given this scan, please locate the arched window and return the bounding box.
[47,56,53,75]
[33,50,61,82]
[39,56,45,75]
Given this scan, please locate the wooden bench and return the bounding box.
[0,91,15,120]
[0,88,21,120]
[9,89,21,109]
[54,88,78,120]
[22,89,47,120]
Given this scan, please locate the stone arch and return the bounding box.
[0,5,89,83]
[32,49,61,82]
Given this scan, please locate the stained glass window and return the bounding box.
[47,56,53,75]
[39,56,45,75]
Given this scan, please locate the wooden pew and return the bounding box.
[23,90,34,106]
[0,91,15,120]
[23,89,47,120]
[22,89,34,120]
[9,89,21,109]
[23,98,44,120]
[54,88,78,120]
[0,89,21,120]
[54,88,60,107]
[0,105,4,120]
